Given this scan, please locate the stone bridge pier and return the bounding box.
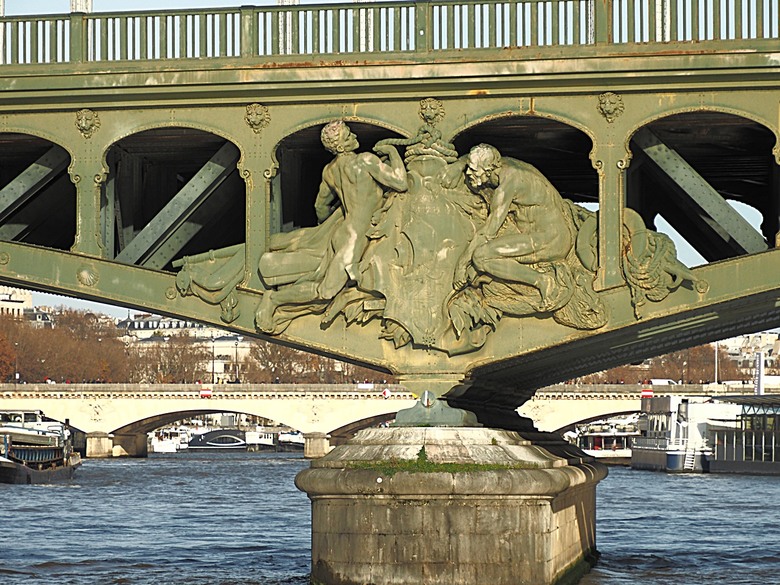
[84,432,147,458]
[85,432,112,459]
[111,433,149,458]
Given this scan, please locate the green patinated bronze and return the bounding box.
[0,1,778,423]
[249,107,703,357]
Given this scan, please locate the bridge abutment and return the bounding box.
[296,427,606,585]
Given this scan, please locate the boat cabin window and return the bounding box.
[744,415,779,432]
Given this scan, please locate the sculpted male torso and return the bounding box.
[315,139,406,298]
[255,121,407,333]
[453,144,575,306]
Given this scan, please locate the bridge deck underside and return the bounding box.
[451,276,780,419]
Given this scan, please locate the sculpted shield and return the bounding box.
[359,156,484,353]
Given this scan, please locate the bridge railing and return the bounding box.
[0,382,413,399]
[0,0,777,66]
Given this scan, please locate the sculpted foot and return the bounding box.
[255,294,278,334]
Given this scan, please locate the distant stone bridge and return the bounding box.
[0,383,416,458]
[518,383,758,432]
[1,382,759,456]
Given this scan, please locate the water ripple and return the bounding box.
[3,453,778,584]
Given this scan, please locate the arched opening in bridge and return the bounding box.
[0,133,75,250]
[628,111,778,265]
[103,127,245,271]
[113,409,309,456]
[452,115,599,207]
[270,122,405,234]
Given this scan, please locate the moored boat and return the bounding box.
[631,395,741,473]
[149,427,191,453]
[567,414,640,465]
[187,428,247,450]
[277,430,304,451]
[0,410,81,484]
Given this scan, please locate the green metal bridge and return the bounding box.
[0,0,778,426]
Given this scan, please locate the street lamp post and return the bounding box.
[714,341,719,384]
[234,336,243,383]
[13,341,18,389]
[211,336,216,385]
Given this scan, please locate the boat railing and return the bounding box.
[0,0,778,66]
[632,436,709,451]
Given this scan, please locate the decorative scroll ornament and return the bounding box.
[244,103,271,134]
[75,109,101,139]
[619,209,709,317]
[76,265,99,287]
[597,92,624,123]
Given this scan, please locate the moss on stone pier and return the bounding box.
[345,445,546,476]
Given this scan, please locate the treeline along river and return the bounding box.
[1,452,779,584]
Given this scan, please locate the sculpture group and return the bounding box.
[250,99,705,355]
[176,98,706,356]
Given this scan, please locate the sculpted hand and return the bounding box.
[373,144,395,158]
[453,261,470,290]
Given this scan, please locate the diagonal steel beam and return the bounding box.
[0,145,69,223]
[0,175,72,241]
[633,128,767,255]
[144,173,241,270]
[115,141,240,266]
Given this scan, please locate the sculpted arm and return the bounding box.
[367,144,409,193]
[441,155,468,188]
[453,186,513,289]
[313,180,337,224]
[479,186,513,240]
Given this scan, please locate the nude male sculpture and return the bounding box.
[255,121,408,333]
[449,143,575,310]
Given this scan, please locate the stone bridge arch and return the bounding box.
[0,384,416,457]
[518,392,641,433]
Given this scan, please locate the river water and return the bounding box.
[2,452,779,584]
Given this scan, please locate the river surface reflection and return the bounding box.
[2,453,778,584]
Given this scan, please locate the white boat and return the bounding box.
[631,395,741,473]
[246,430,276,452]
[567,414,640,465]
[149,427,191,453]
[1,410,81,484]
[277,430,305,451]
